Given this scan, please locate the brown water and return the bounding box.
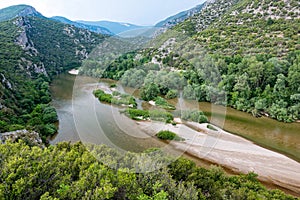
[170,99,300,162]
[50,73,300,196]
[50,74,300,163]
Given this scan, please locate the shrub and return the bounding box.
[207,124,218,131]
[110,83,117,88]
[156,130,183,141]
[154,97,176,110]
[123,109,173,123]
[180,110,208,123]
[165,89,179,99]
[149,110,174,123]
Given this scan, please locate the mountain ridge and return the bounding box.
[155,3,205,28]
[51,16,112,35]
[0,4,43,22]
[77,20,146,35]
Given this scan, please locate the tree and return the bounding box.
[140,83,160,101]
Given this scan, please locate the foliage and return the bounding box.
[93,89,137,108]
[175,110,208,123]
[154,97,176,110]
[123,108,150,120]
[123,108,173,123]
[140,83,160,101]
[207,124,218,131]
[0,141,296,200]
[0,16,104,139]
[156,130,183,141]
[121,68,147,88]
[165,89,179,99]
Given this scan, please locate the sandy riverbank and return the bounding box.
[135,120,300,194]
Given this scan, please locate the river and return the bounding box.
[49,73,300,195]
[50,73,300,163]
[50,73,217,169]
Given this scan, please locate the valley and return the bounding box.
[50,73,300,195]
[0,0,299,199]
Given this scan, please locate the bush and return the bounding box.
[165,89,179,99]
[149,110,174,123]
[156,130,183,141]
[110,83,117,88]
[123,109,173,123]
[8,124,25,132]
[94,89,137,108]
[207,124,218,131]
[123,108,149,120]
[176,110,208,123]
[154,97,176,110]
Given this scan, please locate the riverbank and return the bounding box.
[136,120,300,195]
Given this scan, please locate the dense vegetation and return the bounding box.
[154,97,176,110]
[0,16,105,139]
[174,110,209,124]
[0,140,297,199]
[0,20,57,139]
[79,0,300,123]
[93,89,137,108]
[123,108,174,123]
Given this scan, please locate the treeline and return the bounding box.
[81,49,300,122]
[0,141,297,199]
[182,52,300,122]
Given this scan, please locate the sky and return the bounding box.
[0,0,205,25]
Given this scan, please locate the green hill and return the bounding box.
[80,0,300,123]
[0,16,105,139]
[192,0,300,57]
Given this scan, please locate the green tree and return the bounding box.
[140,83,160,101]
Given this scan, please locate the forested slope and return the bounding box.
[0,141,297,199]
[0,16,105,140]
[80,0,300,122]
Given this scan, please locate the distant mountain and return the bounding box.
[155,3,205,28]
[77,20,145,35]
[51,16,112,35]
[0,4,43,22]
[0,5,112,35]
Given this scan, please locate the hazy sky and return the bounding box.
[0,0,205,25]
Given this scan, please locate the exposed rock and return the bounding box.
[0,73,13,90]
[1,129,45,148]
[17,6,41,18]
[14,17,39,56]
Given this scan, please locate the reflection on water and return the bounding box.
[50,73,300,162]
